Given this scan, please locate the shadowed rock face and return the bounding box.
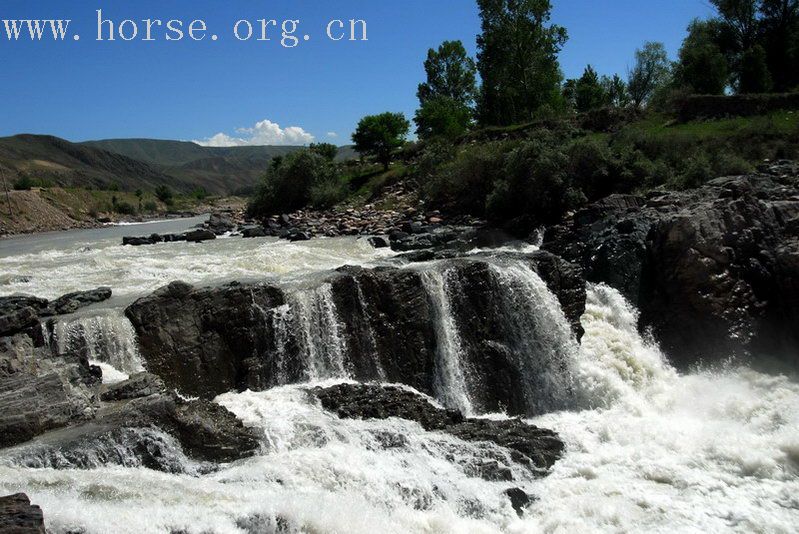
[125,252,586,414]
[0,288,112,337]
[0,493,45,533]
[545,163,799,368]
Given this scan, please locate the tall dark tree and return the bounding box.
[417,40,477,106]
[352,113,410,171]
[574,65,608,112]
[739,44,774,92]
[711,0,761,50]
[476,0,568,126]
[415,40,477,139]
[601,74,630,107]
[759,0,799,90]
[675,20,730,94]
[627,42,672,108]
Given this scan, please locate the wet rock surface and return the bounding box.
[545,161,799,367]
[314,383,564,472]
[0,493,45,533]
[125,252,586,415]
[0,288,112,337]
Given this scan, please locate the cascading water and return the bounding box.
[46,310,145,383]
[421,267,475,416]
[2,225,798,532]
[485,260,580,414]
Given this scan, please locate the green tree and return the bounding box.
[574,65,608,112]
[417,40,477,106]
[627,42,672,108]
[415,40,477,139]
[476,0,568,125]
[154,185,173,205]
[739,44,774,92]
[310,142,339,162]
[352,112,410,171]
[248,150,335,216]
[710,0,760,51]
[601,74,630,107]
[675,20,729,94]
[415,96,473,140]
[759,0,799,91]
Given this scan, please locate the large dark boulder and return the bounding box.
[545,163,799,368]
[125,281,286,400]
[185,229,216,243]
[0,493,45,533]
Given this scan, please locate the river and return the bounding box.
[0,219,797,533]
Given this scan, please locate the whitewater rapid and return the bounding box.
[1,221,798,533]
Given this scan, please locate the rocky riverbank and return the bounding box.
[544,160,799,368]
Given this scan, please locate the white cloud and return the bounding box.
[326,131,338,138]
[194,119,314,147]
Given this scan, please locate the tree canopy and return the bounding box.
[352,112,411,170]
[476,0,568,126]
[415,40,477,140]
[628,42,673,108]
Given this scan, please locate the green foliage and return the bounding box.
[602,74,631,108]
[12,175,34,190]
[675,20,729,94]
[476,0,568,125]
[191,187,208,200]
[739,45,773,93]
[310,143,339,162]
[143,200,158,213]
[248,150,336,216]
[309,178,349,209]
[417,40,477,107]
[415,96,473,140]
[154,185,173,205]
[352,112,411,170]
[574,65,608,112]
[677,0,799,94]
[113,200,137,215]
[628,42,673,108]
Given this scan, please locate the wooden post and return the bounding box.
[0,167,11,217]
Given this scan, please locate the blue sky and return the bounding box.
[0,0,714,145]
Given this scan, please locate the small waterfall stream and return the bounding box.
[46,310,145,382]
[421,267,475,415]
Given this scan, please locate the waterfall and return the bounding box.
[47,311,145,382]
[486,261,580,414]
[420,268,475,416]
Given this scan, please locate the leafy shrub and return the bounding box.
[13,175,34,190]
[114,201,137,215]
[672,154,713,189]
[309,178,349,209]
[143,200,158,213]
[248,150,335,217]
[154,185,174,205]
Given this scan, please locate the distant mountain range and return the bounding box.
[0,135,357,195]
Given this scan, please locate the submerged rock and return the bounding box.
[314,383,564,473]
[0,493,45,533]
[185,229,216,243]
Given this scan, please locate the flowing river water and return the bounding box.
[1,219,798,533]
